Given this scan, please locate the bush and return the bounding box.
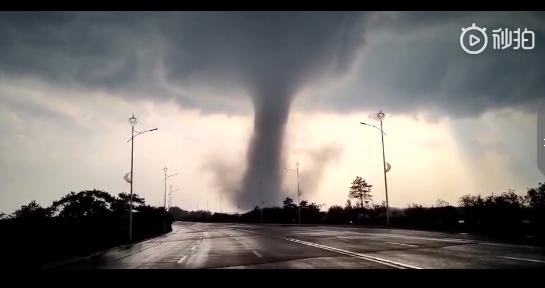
[0,190,172,268]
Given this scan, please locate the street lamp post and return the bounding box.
[285,161,301,224]
[163,167,179,211]
[168,185,179,210]
[296,162,301,225]
[259,179,263,224]
[168,185,172,210]
[360,110,390,226]
[236,189,240,215]
[127,114,158,242]
[162,167,178,234]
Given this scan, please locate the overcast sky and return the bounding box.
[1,11,544,213]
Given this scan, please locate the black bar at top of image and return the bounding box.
[1,0,545,11]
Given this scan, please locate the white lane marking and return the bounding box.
[498,256,545,264]
[479,242,538,249]
[252,250,263,258]
[236,238,247,247]
[235,229,256,234]
[286,238,421,269]
[113,242,163,261]
[367,233,469,243]
[186,255,194,265]
[385,241,418,248]
[234,235,262,258]
[177,255,187,264]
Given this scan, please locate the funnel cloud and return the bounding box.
[163,13,369,208]
[184,13,369,209]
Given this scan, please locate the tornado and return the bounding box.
[240,81,295,208]
[235,13,368,209]
[162,12,369,209]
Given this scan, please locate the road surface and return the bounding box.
[52,221,545,269]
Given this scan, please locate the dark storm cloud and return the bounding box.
[0,12,368,209]
[0,12,158,89]
[310,12,545,118]
[2,11,544,118]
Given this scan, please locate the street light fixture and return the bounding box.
[285,161,301,224]
[360,109,390,226]
[127,113,158,242]
[360,122,387,136]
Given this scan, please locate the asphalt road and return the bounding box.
[52,221,545,269]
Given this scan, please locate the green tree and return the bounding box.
[348,176,373,209]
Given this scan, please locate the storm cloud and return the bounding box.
[1,11,544,118]
[307,12,545,118]
[1,12,544,210]
[0,12,368,208]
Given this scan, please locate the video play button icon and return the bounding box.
[469,34,481,46]
[460,23,488,55]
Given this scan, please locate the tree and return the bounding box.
[348,176,373,209]
[12,200,52,221]
[326,206,347,224]
[51,190,116,218]
[526,182,545,208]
[168,206,189,221]
[435,199,450,207]
[283,197,297,209]
[526,183,545,239]
[111,192,145,215]
[489,190,524,209]
[281,197,297,223]
[459,194,484,208]
[304,202,323,223]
